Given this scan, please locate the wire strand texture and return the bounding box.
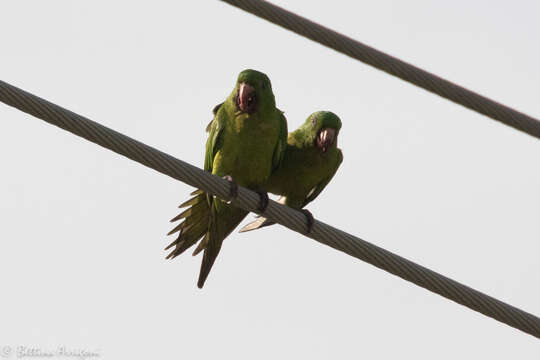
[1,80,538,338]
[219,0,540,140]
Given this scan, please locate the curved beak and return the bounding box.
[236,82,256,113]
[316,128,336,152]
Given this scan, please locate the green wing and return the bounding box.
[302,149,343,208]
[204,103,225,172]
[165,102,226,260]
[205,102,223,132]
[271,110,288,172]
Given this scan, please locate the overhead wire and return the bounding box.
[1,80,538,338]
[219,0,540,140]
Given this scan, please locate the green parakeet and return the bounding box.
[239,111,343,233]
[165,69,287,288]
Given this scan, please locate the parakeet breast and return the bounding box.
[266,145,339,202]
[212,112,281,189]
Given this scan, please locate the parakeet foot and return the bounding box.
[222,175,238,202]
[301,209,314,234]
[255,190,269,213]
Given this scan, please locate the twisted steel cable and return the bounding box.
[219,0,540,140]
[1,80,539,338]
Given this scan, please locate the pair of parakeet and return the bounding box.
[165,69,343,288]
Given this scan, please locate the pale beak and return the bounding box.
[317,128,336,152]
[236,82,256,113]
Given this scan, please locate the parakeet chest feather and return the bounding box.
[267,146,337,199]
[212,113,280,188]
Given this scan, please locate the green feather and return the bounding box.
[166,69,288,288]
[240,111,343,233]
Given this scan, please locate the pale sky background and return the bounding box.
[1,1,539,358]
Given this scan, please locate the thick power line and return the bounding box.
[219,0,540,140]
[1,80,538,338]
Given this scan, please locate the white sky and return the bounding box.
[1,1,539,358]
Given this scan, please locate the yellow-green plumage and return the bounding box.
[166,69,287,288]
[240,111,343,232]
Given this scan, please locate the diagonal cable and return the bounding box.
[0,80,539,338]
[219,0,540,140]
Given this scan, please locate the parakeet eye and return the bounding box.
[311,116,316,126]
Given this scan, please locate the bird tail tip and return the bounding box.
[238,217,275,233]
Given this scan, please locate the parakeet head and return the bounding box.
[233,69,275,114]
[304,111,342,153]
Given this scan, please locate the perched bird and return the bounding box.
[165,69,287,288]
[239,111,343,233]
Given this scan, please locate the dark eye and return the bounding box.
[262,83,267,90]
[311,117,316,125]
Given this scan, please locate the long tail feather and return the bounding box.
[166,191,210,258]
[167,189,250,288]
[192,233,209,256]
[178,195,201,209]
[196,203,248,288]
[238,216,276,233]
[167,219,210,258]
[170,199,206,222]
